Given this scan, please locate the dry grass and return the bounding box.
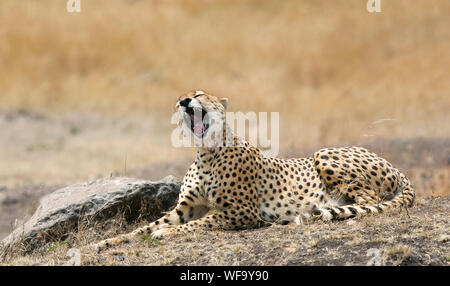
[0,0,449,187]
[2,196,448,266]
[0,0,449,188]
[2,0,449,126]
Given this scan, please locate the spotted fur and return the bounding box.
[95,90,415,251]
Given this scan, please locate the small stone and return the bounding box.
[437,234,449,243]
[284,247,297,253]
[346,219,356,226]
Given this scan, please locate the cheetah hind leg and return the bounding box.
[312,180,414,221]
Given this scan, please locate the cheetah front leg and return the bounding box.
[94,192,209,252]
[152,206,261,238]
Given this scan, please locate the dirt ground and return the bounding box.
[2,196,448,266]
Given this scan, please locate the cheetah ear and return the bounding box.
[220,98,228,109]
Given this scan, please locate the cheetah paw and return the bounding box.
[151,227,175,239]
[94,235,130,253]
[93,240,111,253]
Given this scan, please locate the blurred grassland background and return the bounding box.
[0,0,449,192]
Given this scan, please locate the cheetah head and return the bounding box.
[175,90,228,139]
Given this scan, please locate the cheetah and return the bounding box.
[95,90,415,251]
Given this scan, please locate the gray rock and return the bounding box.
[0,176,181,252]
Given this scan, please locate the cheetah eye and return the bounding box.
[193,90,205,98]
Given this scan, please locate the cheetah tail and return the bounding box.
[316,173,415,221]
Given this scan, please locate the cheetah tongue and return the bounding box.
[191,114,205,135]
[193,122,205,136]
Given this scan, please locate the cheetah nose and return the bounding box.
[179,98,192,108]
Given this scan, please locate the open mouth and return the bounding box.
[184,106,209,137]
